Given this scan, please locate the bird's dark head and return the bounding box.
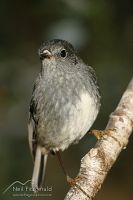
[38,39,78,66]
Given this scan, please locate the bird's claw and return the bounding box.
[90,129,115,140]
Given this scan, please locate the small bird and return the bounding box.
[28,39,101,191]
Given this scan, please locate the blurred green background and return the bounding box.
[0,0,133,200]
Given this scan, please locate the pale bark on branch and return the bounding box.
[65,77,133,200]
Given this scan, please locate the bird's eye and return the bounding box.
[60,49,67,58]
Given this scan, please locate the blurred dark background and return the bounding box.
[0,0,133,199]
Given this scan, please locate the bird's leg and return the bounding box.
[56,151,68,177]
[89,129,115,140]
[56,151,80,182]
[56,151,89,198]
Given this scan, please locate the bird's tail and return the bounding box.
[32,145,48,191]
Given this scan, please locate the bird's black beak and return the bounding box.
[39,50,52,60]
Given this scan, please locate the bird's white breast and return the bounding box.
[58,92,98,150]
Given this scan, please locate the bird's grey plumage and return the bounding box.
[28,39,101,191]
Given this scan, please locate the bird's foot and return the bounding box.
[67,175,82,186]
[90,129,115,140]
[66,175,90,198]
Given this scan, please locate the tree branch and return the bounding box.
[65,77,133,200]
